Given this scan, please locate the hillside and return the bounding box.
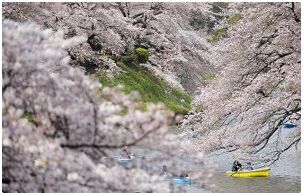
[3,2,222,94]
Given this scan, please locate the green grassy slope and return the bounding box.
[98,61,192,114]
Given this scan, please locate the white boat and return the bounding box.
[118,154,134,163]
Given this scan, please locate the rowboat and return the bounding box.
[164,177,192,185]
[226,167,270,178]
[283,123,297,128]
[118,158,132,163]
[118,155,134,163]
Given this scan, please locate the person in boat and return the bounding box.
[179,171,189,178]
[244,162,254,171]
[160,165,168,176]
[122,146,132,159]
[232,160,242,172]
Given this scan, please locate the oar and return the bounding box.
[132,154,154,159]
[102,154,139,159]
[133,154,145,158]
[102,155,120,159]
[102,154,153,160]
[230,166,242,176]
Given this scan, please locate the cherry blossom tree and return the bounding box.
[2,20,213,193]
[182,2,301,165]
[2,2,213,93]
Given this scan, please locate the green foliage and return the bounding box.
[98,62,192,114]
[207,28,228,43]
[206,13,242,44]
[120,48,149,65]
[134,47,149,64]
[201,70,216,81]
[226,14,242,25]
[98,71,113,87]
[21,112,38,125]
[120,51,137,65]
[121,53,137,65]
[193,103,204,113]
[116,108,129,116]
[80,58,99,74]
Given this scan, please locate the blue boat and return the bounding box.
[283,123,297,128]
[164,177,192,185]
[118,155,134,164]
[118,158,132,163]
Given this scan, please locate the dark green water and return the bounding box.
[130,145,300,193]
[176,158,301,193]
[117,126,301,193]
[174,126,301,193]
[203,172,300,193]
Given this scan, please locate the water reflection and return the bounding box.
[109,125,301,193]
[205,147,301,192]
[207,172,301,193]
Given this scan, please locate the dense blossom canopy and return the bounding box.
[2,2,301,193]
[183,2,301,164]
[2,2,215,93]
[2,20,211,192]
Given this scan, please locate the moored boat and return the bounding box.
[226,167,270,178]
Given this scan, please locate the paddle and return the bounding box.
[230,166,243,176]
[132,154,146,158]
[102,155,120,159]
[102,154,144,159]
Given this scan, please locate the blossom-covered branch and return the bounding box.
[3,20,211,193]
[182,2,300,164]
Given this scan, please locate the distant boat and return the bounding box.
[226,167,270,178]
[164,177,192,185]
[118,155,134,164]
[283,123,297,128]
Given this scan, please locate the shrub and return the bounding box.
[207,27,228,43]
[201,70,216,81]
[134,47,149,64]
[21,112,38,125]
[227,14,242,25]
[121,54,137,65]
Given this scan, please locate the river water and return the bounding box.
[185,151,301,193]
[167,126,301,193]
[169,149,301,193]
[113,126,301,193]
[178,127,301,193]
[127,142,300,193]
